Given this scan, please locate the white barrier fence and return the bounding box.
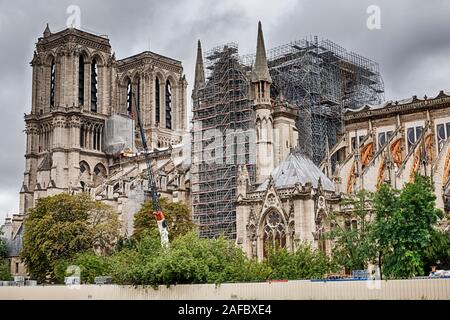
[1,279,449,300]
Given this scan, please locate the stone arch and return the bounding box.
[119,75,133,115]
[165,73,177,87]
[93,162,107,187]
[131,70,141,84]
[154,69,166,83]
[54,47,64,63]
[44,52,56,66]
[78,48,91,60]
[90,52,106,66]
[79,161,91,190]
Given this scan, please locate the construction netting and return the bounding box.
[104,114,134,156]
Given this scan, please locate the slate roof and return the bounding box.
[256,153,335,192]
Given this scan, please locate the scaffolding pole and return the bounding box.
[191,43,255,239]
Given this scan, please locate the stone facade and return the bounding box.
[326,91,450,213]
[20,25,189,219]
[234,22,339,260]
[0,25,190,276]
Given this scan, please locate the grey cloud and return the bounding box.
[0,0,449,222]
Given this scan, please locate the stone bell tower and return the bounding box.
[251,22,274,184]
[20,24,113,214]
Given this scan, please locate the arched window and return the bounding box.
[165,80,172,129]
[262,210,286,259]
[78,55,85,106]
[155,77,160,124]
[90,59,98,112]
[50,59,56,108]
[126,80,133,116]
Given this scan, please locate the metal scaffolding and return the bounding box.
[243,36,384,165]
[192,38,384,239]
[191,43,255,239]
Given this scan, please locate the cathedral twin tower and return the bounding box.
[20,25,188,215]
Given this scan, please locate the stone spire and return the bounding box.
[194,39,205,91]
[43,23,51,38]
[252,21,272,83]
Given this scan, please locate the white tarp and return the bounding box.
[104,115,134,155]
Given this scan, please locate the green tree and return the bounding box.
[267,244,335,280]
[109,231,271,286]
[326,190,374,272]
[423,229,450,272]
[373,174,444,278]
[54,251,111,284]
[0,236,11,280]
[371,183,401,279]
[21,193,120,283]
[133,198,195,241]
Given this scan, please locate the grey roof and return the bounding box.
[256,153,335,192]
[345,90,450,114]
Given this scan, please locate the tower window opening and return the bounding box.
[50,59,56,108]
[78,55,84,106]
[126,80,132,116]
[165,80,172,129]
[155,77,160,124]
[91,59,98,112]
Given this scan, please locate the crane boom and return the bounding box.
[133,94,169,247]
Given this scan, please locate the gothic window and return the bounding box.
[165,80,172,129]
[80,124,85,148]
[155,77,160,124]
[437,122,450,152]
[78,55,85,106]
[262,210,286,258]
[407,126,423,151]
[90,59,98,112]
[127,80,132,116]
[50,59,56,108]
[378,130,393,149]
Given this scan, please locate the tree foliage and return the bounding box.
[133,198,195,241]
[422,229,450,271]
[373,174,444,278]
[0,236,10,281]
[54,251,111,284]
[0,236,7,260]
[266,244,336,280]
[21,193,120,283]
[326,190,375,272]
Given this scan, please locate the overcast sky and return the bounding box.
[0,0,449,222]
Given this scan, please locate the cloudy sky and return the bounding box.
[0,0,449,222]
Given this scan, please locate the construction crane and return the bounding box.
[131,93,169,247]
